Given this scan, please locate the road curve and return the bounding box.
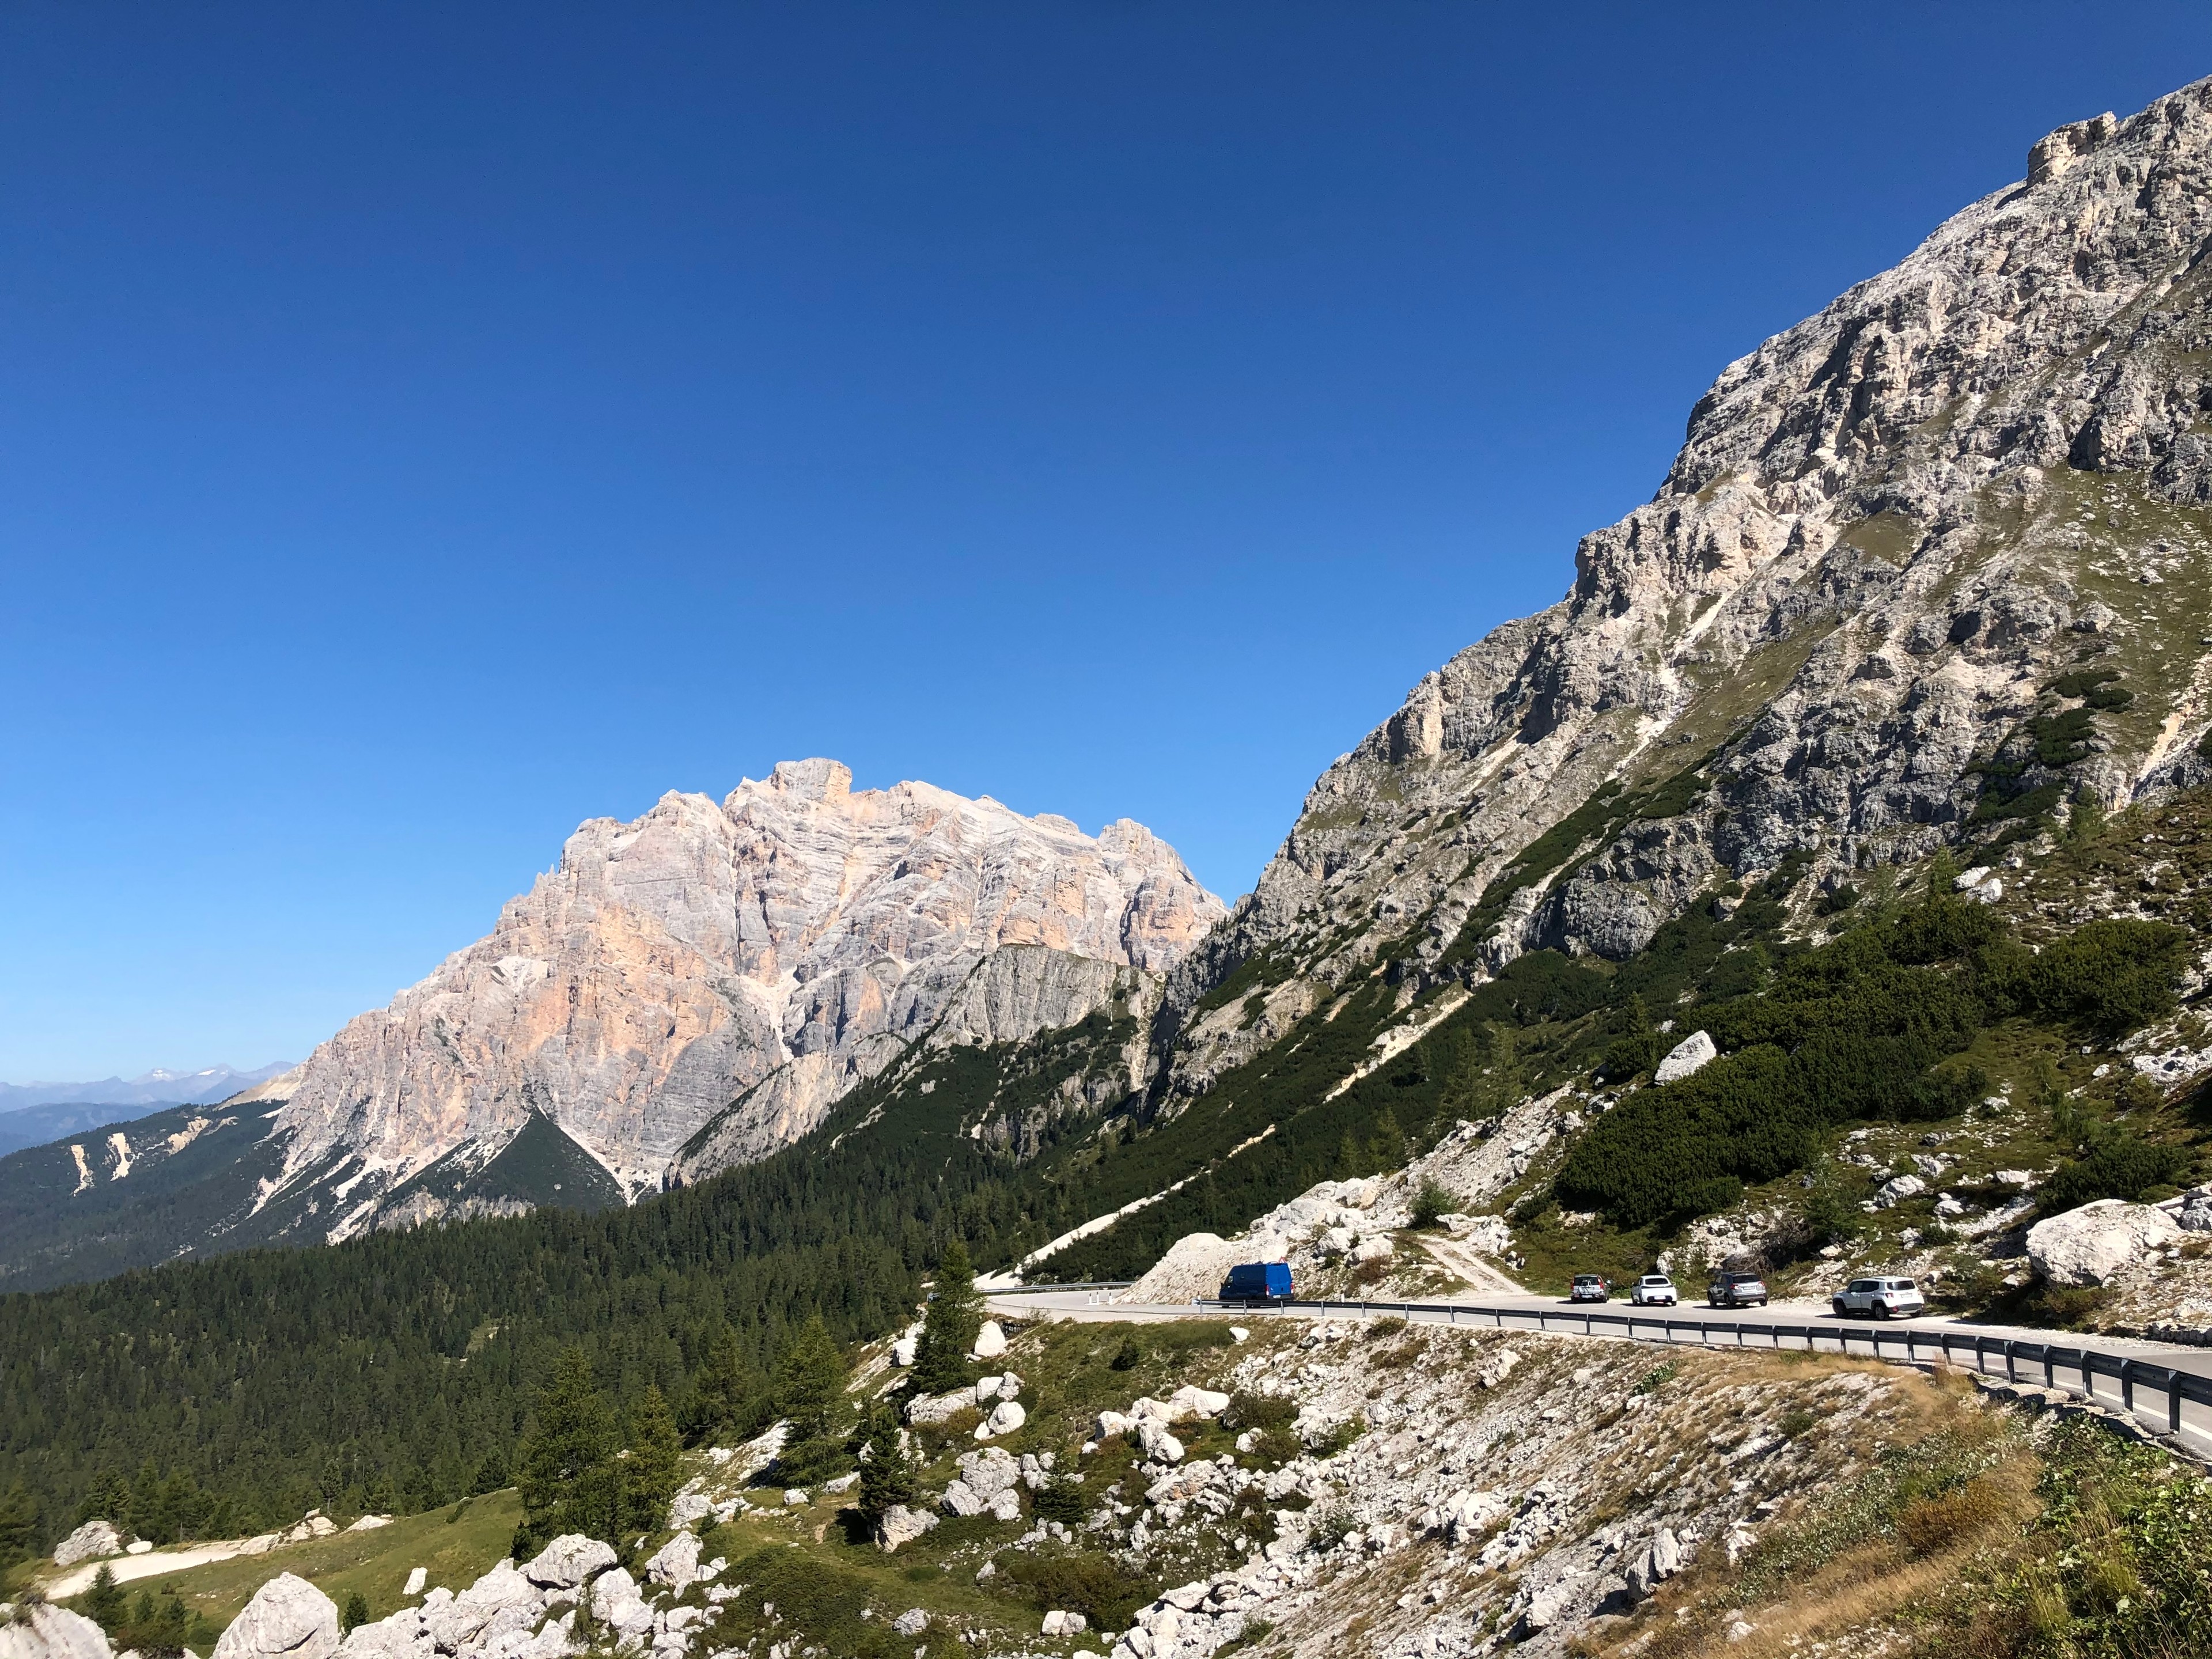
[988,1287,2212,1459]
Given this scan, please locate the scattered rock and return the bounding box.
[971,1321,1007,1361]
[1,1603,112,1659]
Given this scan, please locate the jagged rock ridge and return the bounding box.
[256,759,1223,1238]
[1162,75,2212,1100]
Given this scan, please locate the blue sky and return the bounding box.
[3,3,2207,1081]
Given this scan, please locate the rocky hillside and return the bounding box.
[1159,76,2212,1108]
[0,760,1219,1287]
[25,1311,2212,1659]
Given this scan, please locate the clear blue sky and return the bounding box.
[3,3,2206,1082]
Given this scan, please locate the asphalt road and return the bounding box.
[987,1287,2212,1455]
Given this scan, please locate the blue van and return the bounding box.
[1219,1262,1294,1305]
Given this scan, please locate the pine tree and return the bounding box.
[679,1328,760,1445]
[855,1411,918,1532]
[623,1386,682,1534]
[1365,1105,1406,1172]
[770,1315,850,1487]
[515,1347,622,1553]
[340,1593,370,1635]
[909,1241,982,1396]
[0,1482,38,1566]
[1336,1128,1366,1179]
[84,1565,126,1634]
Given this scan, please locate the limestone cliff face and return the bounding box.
[266,760,1224,1236]
[1164,77,2212,1097]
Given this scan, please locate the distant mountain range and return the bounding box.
[0,1065,292,1158]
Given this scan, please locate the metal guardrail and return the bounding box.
[1187,1294,2212,1455]
[995,1279,1137,1295]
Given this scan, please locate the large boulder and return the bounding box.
[523,1535,616,1589]
[213,1574,342,1659]
[588,1570,652,1637]
[877,1503,939,1552]
[969,1321,1008,1361]
[904,1387,975,1427]
[976,1400,1027,1440]
[334,1609,425,1659]
[0,1604,112,1659]
[422,1562,537,1654]
[2028,1200,2185,1286]
[644,1530,701,1594]
[1653,1032,1716,1084]
[52,1521,124,1568]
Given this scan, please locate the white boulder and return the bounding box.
[890,1334,919,1366]
[893,1610,929,1637]
[877,1504,938,1552]
[1164,1385,1230,1419]
[213,1573,342,1659]
[1041,1611,1090,1637]
[1653,1031,1717,1084]
[1874,1173,1927,1207]
[1350,1236,1394,1263]
[590,1570,652,1637]
[52,1521,125,1568]
[906,1387,975,1426]
[403,1569,427,1598]
[524,1535,615,1589]
[970,1320,1007,1361]
[666,1491,715,1531]
[1624,1528,1686,1601]
[976,1400,1027,1439]
[2028,1200,2185,1286]
[645,1529,701,1593]
[0,1604,112,1659]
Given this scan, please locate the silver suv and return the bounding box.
[1708,1270,1768,1308]
[1831,1276,1926,1320]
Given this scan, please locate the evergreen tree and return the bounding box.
[83,1565,126,1634]
[341,1593,370,1634]
[1365,1105,1405,1172]
[468,1447,509,1497]
[770,1316,850,1486]
[515,1347,622,1553]
[623,1386,682,1535]
[855,1411,917,1533]
[908,1241,982,1396]
[0,1483,38,1566]
[1336,1128,1366,1179]
[679,1328,760,1446]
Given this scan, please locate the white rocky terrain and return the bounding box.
[1161,75,2212,1098]
[252,759,1222,1236]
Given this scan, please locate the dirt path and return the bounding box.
[1415,1232,1527,1295]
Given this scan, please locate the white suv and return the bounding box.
[1831,1276,1926,1320]
[1629,1274,1678,1307]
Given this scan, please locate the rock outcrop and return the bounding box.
[242,760,1220,1236]
[1160,75,2212,1101]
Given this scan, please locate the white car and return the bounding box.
[1628,1274,1678,1307]
[1831,1276,1926,1320]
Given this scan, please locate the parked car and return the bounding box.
[1629,1274,1678,1307]
[1831,1276,1926,1320]
[1219,1262,1294,1306]
[1708,1270,1769,1308]
[1569,1273,1611,1303]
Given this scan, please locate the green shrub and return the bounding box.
[1409,1179,1455,1230]
[2040,1136,2188,1212]
[990,1551,1156,1628]
[2015,919,2189,1036]
[1032,1480,1089,1525]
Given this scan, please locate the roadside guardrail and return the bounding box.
[1187,1294,2212,1460]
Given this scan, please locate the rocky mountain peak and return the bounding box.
[256,763,1223,1237]
[1164,73,2212,1096]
